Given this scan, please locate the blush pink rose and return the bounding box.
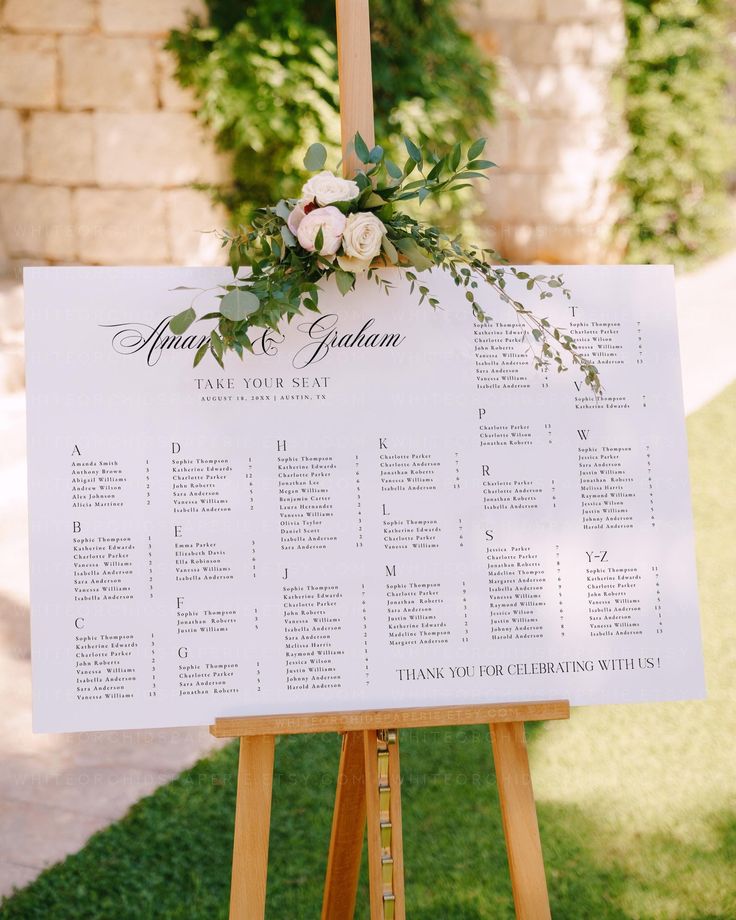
[296,206,346,255]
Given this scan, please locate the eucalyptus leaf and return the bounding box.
[169,307,196,335]
[368,145,384,164]
[220,288,260,322]
[281,225,297,248]
[354,132,370,163]
[385,159,403,179]
[274,199,291,220]
[303,143,327,171]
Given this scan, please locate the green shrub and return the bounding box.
[619,0,735,266]
[167,0,496,227]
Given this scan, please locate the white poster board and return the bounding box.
[24,265,704,732]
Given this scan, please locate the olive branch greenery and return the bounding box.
[170,134,601,393]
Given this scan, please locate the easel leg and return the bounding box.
[229,735,275,920]
[490,722,551,920]
[322,731,367,920]
[364,729,405,920]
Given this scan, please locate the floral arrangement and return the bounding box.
[170,135,600,392]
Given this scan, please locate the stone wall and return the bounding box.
[459,0,627,262]
[0,0,629,274]
[0,0,229,275]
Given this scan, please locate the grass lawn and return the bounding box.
[2,382,735,920]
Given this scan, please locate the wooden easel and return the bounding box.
[211,700,569,919]
[211,3,571,916]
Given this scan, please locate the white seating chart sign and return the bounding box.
[24,265,704,732]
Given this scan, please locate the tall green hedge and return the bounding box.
[619,0,735,266]
[167,0,496,225]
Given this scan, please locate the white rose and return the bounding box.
[296,206,346,255]
[301,170,360,206]
[341,212,386,269]
[287,201,307,234]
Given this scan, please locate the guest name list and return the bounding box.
[25,265,704,732]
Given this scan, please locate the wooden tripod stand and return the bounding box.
[210,700,569,919]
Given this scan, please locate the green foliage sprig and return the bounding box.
[619,0,735,266]
[170,136,601,393]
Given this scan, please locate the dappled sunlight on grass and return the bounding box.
[533,698,736,842]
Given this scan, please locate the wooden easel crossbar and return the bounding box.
[213,3,571,916]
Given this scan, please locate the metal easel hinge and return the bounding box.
[375,729,398,919]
